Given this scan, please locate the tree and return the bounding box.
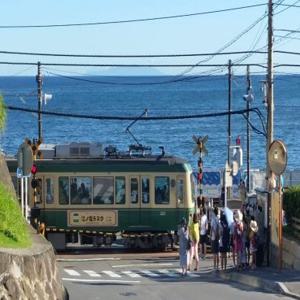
[0,95,15,195]
[0,95,6,132]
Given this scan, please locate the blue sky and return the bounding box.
[0,0,299,76]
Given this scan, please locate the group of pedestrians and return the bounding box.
[178,205,261,275]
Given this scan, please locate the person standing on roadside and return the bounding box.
[233,210,244,271]
[200,207,208,259]
[210,206,220,270]
[188,213,200,271]
[178,217,189,276]
[219,212,230,271]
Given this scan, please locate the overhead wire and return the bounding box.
[6,105,257,121]
[0,3,267,29]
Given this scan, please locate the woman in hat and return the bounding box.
[178,217,190,276]
[249,216,259,269]
[233,210,244,270]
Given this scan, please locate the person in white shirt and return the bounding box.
[200,207,208,259]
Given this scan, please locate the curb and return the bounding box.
[217,271,300,299]
[217,271,279,292]
[277,282,300,300]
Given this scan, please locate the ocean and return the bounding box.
[0,75,299,170]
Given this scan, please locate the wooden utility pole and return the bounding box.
[266,0,274,267]
[227,59,232,164]
[246,65,251,193]
[36,61,43,141]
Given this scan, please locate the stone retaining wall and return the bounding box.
[283,237,300,270]
[0,227,67,300]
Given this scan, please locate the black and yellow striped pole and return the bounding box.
[192,135,208,213]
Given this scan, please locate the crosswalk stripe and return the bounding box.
[138,270,160,277]
[121,271,141,278]
[64,269,80,276]
[83,270,101,277]
[157,269,178,277]
[175,269,199,277]
[102,270,122,278]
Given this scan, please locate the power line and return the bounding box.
[277,2,300,7]
[0,3,267,29]
[171,11,269,78]
[275,34,300,41]
[0,50,268,58]
[0,61,268,68]
[6,105,257,121]
[275,29,300,33]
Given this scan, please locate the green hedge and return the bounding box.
[283,185,300,222]
[0,182,31,248]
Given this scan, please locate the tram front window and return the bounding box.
[142,177,150,204]
[155,176,170,204]
[46,178,54,204]
[93,177,114,205]
[70,176,92,205]
[115,177,125,204]
[130,178,139,204]
[176,178,184,205]
[59,177,69,205]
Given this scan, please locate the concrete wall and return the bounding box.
[0,228,67,300]
[283,237,300,270]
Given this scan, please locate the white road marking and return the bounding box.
[138,270,160,277]
[121,271,141,278]
[102,271,122,278]
[175,269,200,277]
[57,257,120,262]
[64,269,80,276]
[83,270,101,277]
[157,269,178,277]
[112,263,173,268]
[62,278,140,284]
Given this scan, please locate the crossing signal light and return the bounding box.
[31,178,38,189]
[31,164,38,175]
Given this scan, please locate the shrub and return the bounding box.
[0,182,31,248]
[283,185,300,222]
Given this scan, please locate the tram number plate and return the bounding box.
[68,210,118,227]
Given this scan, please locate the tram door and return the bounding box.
[129,176,151,227]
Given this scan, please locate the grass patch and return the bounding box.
[0,182,31,248]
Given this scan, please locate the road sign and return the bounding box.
[17,142,33,176]
[268,140,287,176]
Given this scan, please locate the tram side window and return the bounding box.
[45,178,54,204]
[35,178,43,204]
[59,177,69,205]
[176,178,184,205]
[93,177,114,205]
[115,177,125,204]
[71,176,92,205]
[141,177,150,204]
[155,176,170,204]
[130,178,139,204]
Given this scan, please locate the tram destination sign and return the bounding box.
[68,210,118,227]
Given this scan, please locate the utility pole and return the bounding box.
[246,65,251,193]
[36,61,43,141]
[266,0,274,267]
[227,59,232,164]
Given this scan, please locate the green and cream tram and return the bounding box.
[7,143,194,250]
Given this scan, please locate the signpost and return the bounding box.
[268,140,287,269]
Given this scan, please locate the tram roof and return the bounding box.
[6,156,192,173]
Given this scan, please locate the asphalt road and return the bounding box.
[57,252,294,300]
